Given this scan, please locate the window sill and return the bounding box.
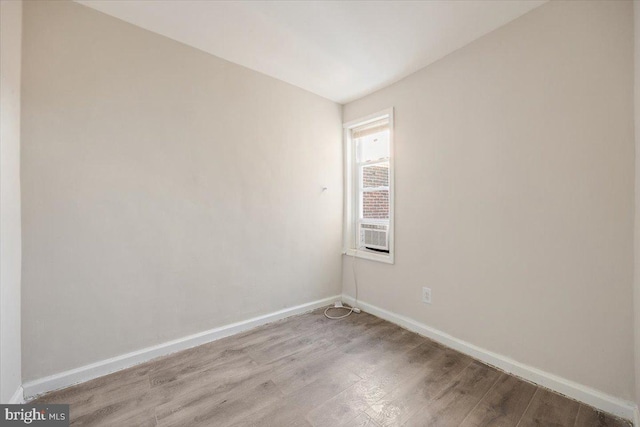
[343,248,394,264]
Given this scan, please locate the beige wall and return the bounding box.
[0,0,23,403]
[634,0,640,410]
[21,0,342,381]
[344,0,635,399]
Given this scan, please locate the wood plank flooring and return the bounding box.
[31,308,630,427]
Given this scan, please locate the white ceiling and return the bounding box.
[76,0,546,104]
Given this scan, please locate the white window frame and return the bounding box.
[343,108,394,264]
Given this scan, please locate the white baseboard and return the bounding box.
[23,295,340,400]
[342,294,637,423]
[634,406,639,427]
[8,386,24,404]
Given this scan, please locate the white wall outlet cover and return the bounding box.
[422,287,432,304]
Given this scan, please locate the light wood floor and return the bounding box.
[32,307,629,427]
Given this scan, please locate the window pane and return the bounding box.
[362,190,389,219]
[356,129,389,163]
[361,162,389,189]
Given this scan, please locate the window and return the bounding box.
[343,108,394,264]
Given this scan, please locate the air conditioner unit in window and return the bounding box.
[359,222,389,252]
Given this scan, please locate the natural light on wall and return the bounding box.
[343,108,394,264]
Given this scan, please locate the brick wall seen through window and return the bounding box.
[362,165,389,219]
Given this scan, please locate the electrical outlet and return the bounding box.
[422,287,432,304]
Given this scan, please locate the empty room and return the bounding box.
[2,0,640,426]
